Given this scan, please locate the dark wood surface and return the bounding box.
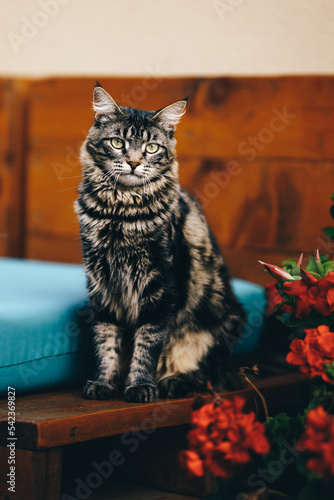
[61,426,218,499]
[113,425,218,498]
[0,373,305,451]
[63,481,204,500]
[0,79,29,259]
[26,77,334,159]
[0,447,62,500]
[0,79,12,257]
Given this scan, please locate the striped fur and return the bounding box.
[76,84,245,402]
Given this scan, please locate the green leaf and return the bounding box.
[291,266,301,276]
[275,314,292,326]
[324,266,334,277]
[275,300,294,315]
[298,478,334,500]
[285,316,306,328]
[330,204,334,220]
[274,303,284,314]
[289,326,309,341]
[307,271,323,280]
[308,383,334,411]
[323,261,334,273]
[264,413,306,482]
[307,258,317,272]
[282,259,297,269]
[322,226,334,238]
[330,193,334,202]
[316,260,325,277]
[323,362,334,382]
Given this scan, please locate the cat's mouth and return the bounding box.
[118,172,146,187]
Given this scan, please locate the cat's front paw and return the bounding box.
[158,377,190,399]
[82,380,118,400]
[124,384,158,403]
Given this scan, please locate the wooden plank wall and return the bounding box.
[0,80,28,258]
[0,79,10,256]
[1,77,334,284]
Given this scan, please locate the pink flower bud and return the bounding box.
[296,253,304,268]
[300,267,318,285]
[315,249,321,262]
[258,261,294,281]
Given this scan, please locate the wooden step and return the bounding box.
[61,479,202,500]
[0,373,306,451]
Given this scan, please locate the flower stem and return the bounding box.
[267,488,296,500]
[239,366,269,422]
[206,381,222,405]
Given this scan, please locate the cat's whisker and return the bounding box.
[149,171,175,190]
[143,176,157,202]
[59,175,83,181]
[113,173,122,196]
[54,185,79,192]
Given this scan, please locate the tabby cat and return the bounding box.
[76,83,245,403]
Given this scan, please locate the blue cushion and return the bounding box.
[231,279,266,354]
[0,258,266,396]
[0,259,92,397]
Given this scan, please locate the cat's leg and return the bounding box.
[158,312,245,398]
[83,322,123,400]
[124,324,166,403]
[157,330,213,399]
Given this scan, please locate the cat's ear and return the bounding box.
[93,83,124,121]
[152,99,187,130]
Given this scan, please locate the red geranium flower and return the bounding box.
[286,325,334,384]
[180,396,270,479]
[298,406,334,479]
[265,281,294,315]
[282,270,334,320]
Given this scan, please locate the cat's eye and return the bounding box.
[145,143,159,154]
[111,138,124,149]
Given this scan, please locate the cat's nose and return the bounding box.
[127,161,140,170]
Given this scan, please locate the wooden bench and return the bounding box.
[0,373,307,500]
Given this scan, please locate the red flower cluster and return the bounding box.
[298,406,334,479]
[282,270,334,320]
[180,396,270,479]
[265,281,293,315]
[286,325,334,384]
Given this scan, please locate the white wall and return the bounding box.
[1,0,334,77]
